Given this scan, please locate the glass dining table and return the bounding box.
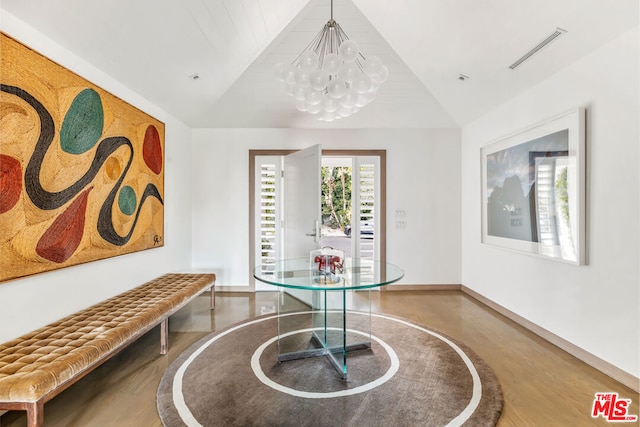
[253,258,403,380]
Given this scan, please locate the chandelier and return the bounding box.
[274,0,388,122]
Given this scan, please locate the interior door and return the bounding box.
[284,144,322,257]
[283,144,322,304]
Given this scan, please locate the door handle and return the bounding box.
[305,220,320,243]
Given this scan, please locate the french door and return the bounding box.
[250,150,384,291]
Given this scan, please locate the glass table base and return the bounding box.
[277,288,371,380]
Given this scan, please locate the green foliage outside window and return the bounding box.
[322,166,352,229]
[555,166,570,225]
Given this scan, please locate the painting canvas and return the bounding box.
[481,108,585,264]
[0,33,164,282]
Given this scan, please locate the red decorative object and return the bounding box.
[0,154,22,214]
[143,125,163,174]
[36,188,92,263]
[314,255,343,274]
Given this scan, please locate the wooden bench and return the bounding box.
[0,272,215,427]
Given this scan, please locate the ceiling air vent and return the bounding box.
[509,27,567,70]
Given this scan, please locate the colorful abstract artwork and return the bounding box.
[0,33,165,282]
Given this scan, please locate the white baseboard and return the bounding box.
[215,285,254,293]
[384,284,461,291]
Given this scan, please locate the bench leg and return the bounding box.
[26,401,44,427]
[160,318,168,355]
[210,283,215,310]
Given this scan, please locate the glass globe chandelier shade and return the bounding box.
[273,1,388,122]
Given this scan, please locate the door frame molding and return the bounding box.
[249,149,387,291]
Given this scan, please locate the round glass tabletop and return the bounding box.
[253,258,404,291]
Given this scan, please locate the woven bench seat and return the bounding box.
[0,272,215,427]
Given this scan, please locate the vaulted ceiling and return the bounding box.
[2,0,638,128]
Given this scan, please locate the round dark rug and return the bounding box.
[157,312,503,426]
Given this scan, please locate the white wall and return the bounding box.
[0,12,193,343]
[190,128,461,288]
[461,27,639,377]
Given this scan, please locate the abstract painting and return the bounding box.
[0,33,164,282]
[481,108,585,264]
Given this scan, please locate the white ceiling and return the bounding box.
[2,0,638,129]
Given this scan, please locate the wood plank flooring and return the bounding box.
[1,290,638,426]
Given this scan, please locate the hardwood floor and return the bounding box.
[2,290,638,426]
